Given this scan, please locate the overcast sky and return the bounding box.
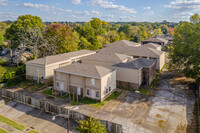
[0,0,199,22]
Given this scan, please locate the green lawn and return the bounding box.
[0,115,40,133]
[71,91,122,109]
[0,128,8,133]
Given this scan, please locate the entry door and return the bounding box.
[91,89,96,99]
[77,87,81,95]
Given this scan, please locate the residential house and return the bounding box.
[54,63,116,102]
[82,51,156,90]
[26,50,96,83]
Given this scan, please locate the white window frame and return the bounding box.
[86,88,90,96]
[109,87,111,92]
[56,81,60,88]
[91,78,95,86]
[96,91,100,98]
[106,88,109,94]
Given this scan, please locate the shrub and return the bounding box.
[0,58,6,65]
[74,118,107,133]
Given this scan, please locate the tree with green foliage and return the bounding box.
[159,24,169,34]
[169,13,200,82]
[79,37,92,50]
[0,32,4,45]
[5,15,45,48]
[104,30,120,43]
[45,23,78,53]
[153,28,162,36]
[74,118,107,133]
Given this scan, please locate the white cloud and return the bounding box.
[148,11,154,14]
[74,10,101,16]
[166,0,200,11]
[18,3,50,9]
[57,8,72,13]
[119,16,135,21]
[91,10,101,15]
[173,12,193,19]
[165,0,200,20]
[70,0,81,4]
[0,0,7,6]
[103,14,115,18]
[144,6,151,10]
[74,11,90,15]
[91,0,136,14]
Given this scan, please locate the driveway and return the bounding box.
[0,101,79,133]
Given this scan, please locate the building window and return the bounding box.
[142,56,147,59]
[56,81,60,88]
[86,88,90,96]
[109,87,111,92]
[133,56,139,58]
[96,91,100,98]
[106,88,109,94]
[91,78,95,86]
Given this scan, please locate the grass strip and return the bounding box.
[0,115,40,133]
[0,115,26,131]
[71,91,122,109]
[0,128,8,133]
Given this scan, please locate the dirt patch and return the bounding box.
[156,114,162,118]
[174,123,187,133]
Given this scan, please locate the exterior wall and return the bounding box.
[54,70,116,101]
[117,81,139,90]
[142,63,157,86]
[101,71,116,101]
[114,67,140,85]
[45,64,60,78]
[26,64,45,81]
[159,52,165,70]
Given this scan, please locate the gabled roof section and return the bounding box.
[83,51,132,63]
[106,40,141,48]
[55,63,114,78]
[113,58,156,70]
[26,50,96,66]
[143,43,161,49]
[99,44,164,58]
